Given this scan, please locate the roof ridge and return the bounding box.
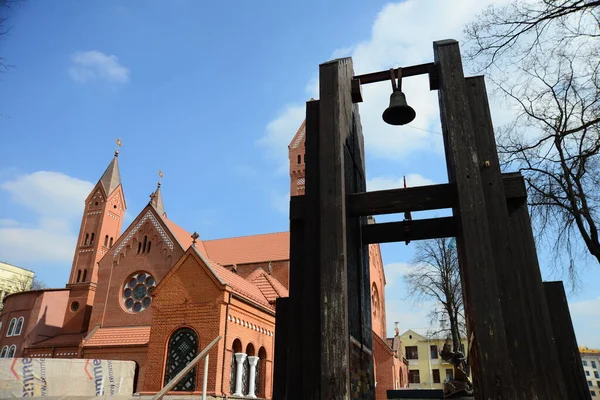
[203,231,289,242]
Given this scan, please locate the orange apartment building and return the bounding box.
[0,122,407,398]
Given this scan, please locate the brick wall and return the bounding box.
[89,207,184,330]
[373,333,399,400]
[224,260,289,290]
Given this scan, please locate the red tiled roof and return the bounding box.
[200,254,273,309]
[83,326,151,347]
[163,217,209,258]
[203,232,289,265]
[30,333,85,348]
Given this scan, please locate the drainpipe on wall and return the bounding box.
[220,291,232,398]
[100,261,114,328]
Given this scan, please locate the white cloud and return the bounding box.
[259,0,511,165]
[569,296,600,348]
[69,50,130,84]
[257,104,305,174]
[367,173,435,192]
[270,190,290,215]
[0,171,94,265]
[383,262,412,287]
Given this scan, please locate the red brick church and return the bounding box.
[0,123,408,398]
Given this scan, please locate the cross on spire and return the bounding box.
[191,231,199,247]
[115,138,123,157]
[158,170,164,187]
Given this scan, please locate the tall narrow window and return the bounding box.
[147,241,152,253]
[77,270,82,282]
[90,233,95,245]
[104,235,109,246]
[0,346,7,358]
[109,237,113,247]
[142,235,148,253]
[430,345,438,359]
[164,328,198,391]
[297,154,301,164]
[7,345,16,358]
[7,318,16,336]
[14,317,24,336]
[137,242,142,254]
[82,269,87,282]
[84,233,89,245]
[432,369,441,383]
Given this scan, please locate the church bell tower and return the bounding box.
[63,140,126,333]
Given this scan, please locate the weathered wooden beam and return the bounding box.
[319,58,352,399]
[272,297,289,400]
[294,173,527,220]
[434,39,515,399]
[361,217,456,244]
[348,183,457,216]
[543,281,592,400]
[300,99,321,399]
[467,76,563,399]
[354,62,435,85]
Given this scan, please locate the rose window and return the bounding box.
[122,272,156,313]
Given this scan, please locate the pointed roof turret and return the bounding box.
[99,142,122,195]
[150,170,165,217]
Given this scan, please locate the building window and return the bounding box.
[430,345,438,359]
[90,233,95,245]
[7,345,16,358]
[405,346,419,360]
[408,370,420,384]
[71,301,80,312]
[77,270,82,282]
[432,369,440,383]
[595,371,599,379]
[7,318,16,336]
[593,361,598,369]
[371,284,380,320]
[587,370,591,376]
[109,237,114,247]
[0,346,6,358]
[82,269,87,282]
[104,235,109,247]
[445,369,454,382]
[163,327,198,391]
[122,272,156,313]
[589,381,593,387]
[591,390,596,397]
[584,360,589,366]
[14,317,24,336]
[84,233,89,245]
[597,381,600,388]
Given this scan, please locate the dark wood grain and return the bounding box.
[543,281,592,400]
[434,39,515,399]
[272,297,289,400]
[361,217,456,244]
[319,58,352,399]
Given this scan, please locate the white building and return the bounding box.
[0,262,35,310]
[581,346,600,397]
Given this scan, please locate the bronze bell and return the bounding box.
[382,90,416,126]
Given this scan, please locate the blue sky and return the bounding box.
[0,0,598,347]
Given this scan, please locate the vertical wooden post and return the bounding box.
[319,58,354,399]
[543,281,592,400]
[272,297,289,400]
[285,211,305,399]
[301,99,322,399]
[433,40,515,399]
[503,172,568,399]
[466,76,566,399]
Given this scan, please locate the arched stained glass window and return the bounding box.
[163,328,198,391]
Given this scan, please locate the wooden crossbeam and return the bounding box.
[291,173,526,220]
[361,216,456,244]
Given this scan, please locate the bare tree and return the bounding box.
[404,237,464,353]
[464,0,600,277]
[0,0,23,72]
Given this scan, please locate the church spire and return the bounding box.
[150,170,166,217]
[99,138,122,195]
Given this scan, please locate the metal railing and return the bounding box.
[152,335,222,400]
